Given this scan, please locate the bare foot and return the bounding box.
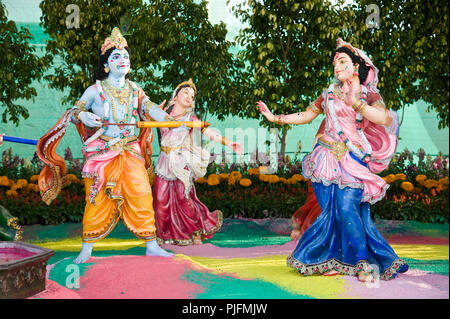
[324,270,339,276]
[358,271,375,283]
[146,240,174,257]
[74,242,94,264]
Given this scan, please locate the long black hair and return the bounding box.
[93,46,132,82]
[332,46,370,84]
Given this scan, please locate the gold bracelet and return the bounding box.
[221,136,229,146]
[72,108,81,122]
[75,100,87,111]
[385,108,392,126]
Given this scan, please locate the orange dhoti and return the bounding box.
[81,139,156,243]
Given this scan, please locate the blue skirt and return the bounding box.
[287,182,408,280]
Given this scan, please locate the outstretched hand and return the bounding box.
[229,141,244,155]
[0,134,4,146]
[256,101,274,122]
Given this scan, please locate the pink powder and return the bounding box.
[76,255,205,299]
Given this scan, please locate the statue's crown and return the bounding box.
[101,27,128,55]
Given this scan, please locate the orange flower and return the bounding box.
[248,168,259,175]
[229,171,242,181]
[400,181,414,192]
[6,190,18,198]
[15,179,28,189]
[196,177,207,184]
[228,177,237,186]
[66,174,80,183]
[383,174,396,184]
[207,174,220,186]
[415,174,427,184]
[0,176,9,186]
[268,175,280,184]
[239,178,252,187]
[219,173,229,180]
[395,173,406,181]
[291,174,304,182]
[30,175,40,183]
[423,179,438,189]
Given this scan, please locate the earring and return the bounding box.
[104,66,110,73]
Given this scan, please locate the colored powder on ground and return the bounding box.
[391,244,449,260]
[74,255,203,299]
[186,255,351,299]
[48,257,95,290]
[342,271,449,299]
[182,269,311,299]
[402,258,449,276]
[206,219,291,248]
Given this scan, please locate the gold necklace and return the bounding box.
[102,80,133,128]
[103,80,130,105]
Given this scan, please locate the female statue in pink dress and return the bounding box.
[258,39,408,282]
[153,80,243,245]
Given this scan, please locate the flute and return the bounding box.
[102,121,211,129]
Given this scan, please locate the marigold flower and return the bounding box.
[415,174,427,184]
[0,176,9,186]
[219,173,229,180]
[239,178,252,187]
[400,181,414,192]
[268,175,280,184]
[30,175,40,183]
[383,174,396,184]
[259,174,270,182]
[229,171,242,180]
[196,177,207,184]
[15,179,28,189]
[66,174,80,183]
[280,177,288,184]
[6,190,18,198]
[438,177,449,185]
[207,174,220,186]
[291,174,303,182]
[248,168,259,175]
[395,173,406,181]
[423,179,438,189]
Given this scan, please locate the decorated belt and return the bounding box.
[99,135,137,143]
[317,137,348,161]
[160,145,181,154]
[82,135,138,154]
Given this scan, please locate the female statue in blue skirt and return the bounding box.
[258,38,408,282]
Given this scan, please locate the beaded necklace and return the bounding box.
[81,80,140,154]
[102,80,133,127]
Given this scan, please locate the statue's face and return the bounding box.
[176,86,195,108]
[333,52,355,82]
[105,48,130,77]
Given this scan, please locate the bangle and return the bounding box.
[72,108,81,122]
[275,115,285,125]
[221,136,229,146]
[385,109,392,126]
